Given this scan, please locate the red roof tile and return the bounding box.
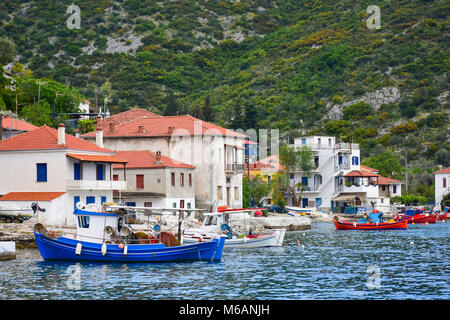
[376,176,403,184]
[67,153,128,164]
[245,155,285,171]
[1,115,38,131]
[101,108,160,127]
[360,165,379,174]
[344,170,380,177]
[0,192,65,201]
[434,167,450,174]
[0,126,113,152]
[112,150,195,169]
[82,114,247,139]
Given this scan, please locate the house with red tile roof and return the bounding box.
[82,109,247,210]
[434,166,450,210]
[288,135,402,212]
[0,114,38,140]
[112,150,196,209]
[0,124,127,226]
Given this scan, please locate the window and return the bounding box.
[352,156,359,166]
[77,216,90,228]
[171,172,175,186]
[234,187,239,200]
[144,202,152,207]
[187,202,191,209]
[136,174,144,189]
[381,185,386,191]
[301,138,306,145]
[96,164,104,181]
[217,186,223,200]
[86,196,95,204]
[328,138,332,147]
[126,202,136,207]
[113,174,119,181]
[315,198,322,207]
[189,173,192,187]
[172,202,177,208]
[36,163,47,182]
[318,138,321,145]
[180,173,184,187]
[74,196,80,210]
[444,178,447,188]
[393,185,397,194]
[74,163,81,180]
[180,200,185,208]
[101,196,107,205]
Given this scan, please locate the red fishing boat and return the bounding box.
[437,212,448,221]
[333,215,408,230]
[393,213,439,224]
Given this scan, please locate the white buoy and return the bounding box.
[410,241,414,246]
[101,243,107,256]
[75,242,82,255]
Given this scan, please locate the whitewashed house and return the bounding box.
[82,110,247,210]
[434,167,450,210]
[112,150,196,210]
[288,136,402,212]
[0,124,127,226]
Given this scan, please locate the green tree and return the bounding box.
[0,37,15,66]
[21,100,52,127]
[362,150,404,180]
[202,95,214,122]
[77,119,96,134]
[163,92,180,116]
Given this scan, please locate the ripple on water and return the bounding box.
[0,222,448,299]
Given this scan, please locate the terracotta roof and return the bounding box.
[360,165,379,174]
[434,167,450,174]
[243,140,258,145]
[82,114,247,139]
[1,115,38,131]
[246,155,285,171]
[376,176,403,184]
[67,153,128,164]
[101,108,161,127]
[112,150,195,169]
[344,170,380,177]
[0,126,113,152]
[0,192,66,201]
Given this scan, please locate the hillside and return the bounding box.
[0,0,449,200]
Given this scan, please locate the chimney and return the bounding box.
[109,122,115,133]
[95,116,103,148]
[138,125,144,133]
[155,151,162,164]
[57,123,66,145]
[168,126,174,135]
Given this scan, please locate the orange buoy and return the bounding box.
[119,243,124,249]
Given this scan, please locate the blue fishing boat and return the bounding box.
[34,205,225,262]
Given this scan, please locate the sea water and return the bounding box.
[0,222,448,300]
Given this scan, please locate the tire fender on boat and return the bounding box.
[123,245,128,255]
[101,243,107,256]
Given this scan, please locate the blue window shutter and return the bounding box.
[74,163,81,180]
[101,196,107,204]
[96,164,104,180]
[74,196,80,210]
[126,202,136,207]
[352,157,355,165]
[36,163,47,182]
[356,157,359,165]
[301,176,308,186]
[86,196,95,204]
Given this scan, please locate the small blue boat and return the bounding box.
[34,206,225,263]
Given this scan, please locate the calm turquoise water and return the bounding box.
[1,222,448,300]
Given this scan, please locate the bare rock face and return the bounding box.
[328,87,401,120]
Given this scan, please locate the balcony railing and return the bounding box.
[66,179,127,190]
[225,163,245,173]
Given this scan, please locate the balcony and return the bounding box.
[66,179,127,190]
[225,163,245,174]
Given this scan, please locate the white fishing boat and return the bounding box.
[183,208,286,248]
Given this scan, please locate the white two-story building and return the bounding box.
[82,109,247,210]
[0,124,127,226]
[288,136,402,212]
[434,167,450,210]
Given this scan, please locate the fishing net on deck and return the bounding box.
[159,231,180,247]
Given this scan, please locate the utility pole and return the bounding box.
[404,148,408,194]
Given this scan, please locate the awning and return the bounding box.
[0,192,66,201]
[333,193,367,202]
[67,153,128,164]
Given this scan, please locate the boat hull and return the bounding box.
[394,214,439,224]
[333,219,408,230]
[34,230,225,262]
[183,229,286,248]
